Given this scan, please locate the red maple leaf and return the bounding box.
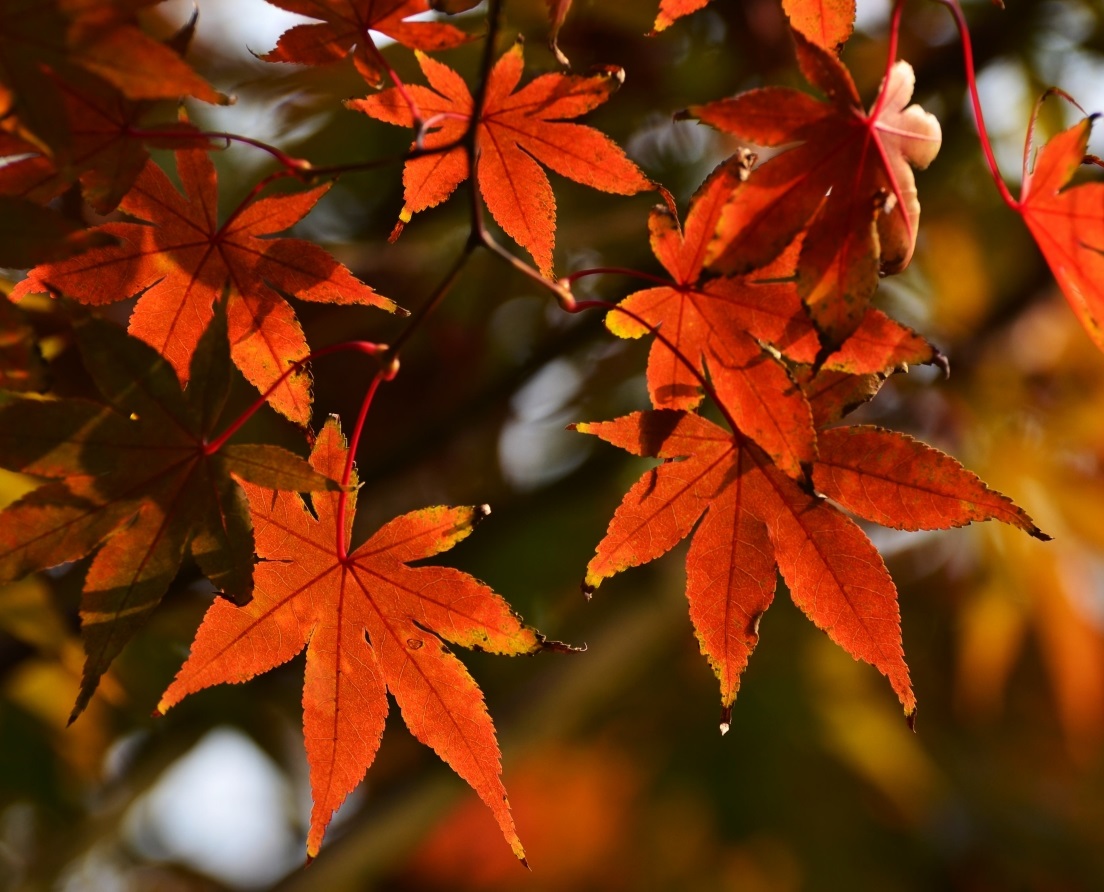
[11,147,400,424]
[158,417,557,860]
[686,32,941,347]
[0,310,341,718]
[604,155,941,475]
[574,387,1044,725]
[349,43,653,277]
[260,0,471,88]
[1015,116,1104,352]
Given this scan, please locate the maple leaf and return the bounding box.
[158,417,555,860]
[545,0,712,47]
[349,43,653,277]
[574,396,1043,725]
[0,309,342,719]
[794,365,885,428]
[260,0,471,88]
[0,72,200,215]
[604,156,941,475]
[686,32,941,347]
[781,0,855,53]
[11,147,400,424]
[0,15,205,214]
[0,0,225,152]
[812,426,1048,534]
[652,0,713,33]
[1015,116,1104,352]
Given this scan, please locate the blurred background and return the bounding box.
[3,0,1104,888]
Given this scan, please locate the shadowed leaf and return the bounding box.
[12,147,400,424]
[0,311,339,719]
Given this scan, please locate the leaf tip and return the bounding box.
[906,708,917,733]
[1030,526,1053,542]
[581,579,596,601]
[719,704,732,736]
[540,637,587,654]
[68,682,97,726]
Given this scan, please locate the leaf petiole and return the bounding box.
[560,295,741,436]
[203,341,388,456]
[932,0,1019,209]
[560,267,672,288]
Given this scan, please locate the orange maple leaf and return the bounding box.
[11,147,400,424]
[349,43,653,277]
[574,380,1044,725]
[686,32,941,347]
[260,0,471,87]
[0,310,341,719]
[781,0,856,52]
[604,156,941,476]
[652,0,713,33]
[158,417,555,859]
[544,0,713,48]
[1015,117,1104,352]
